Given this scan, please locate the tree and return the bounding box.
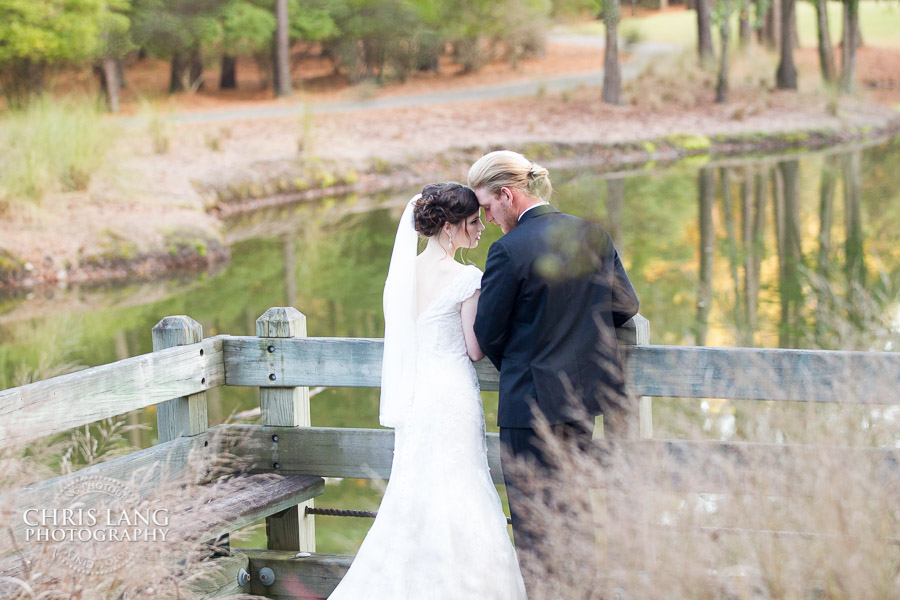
[813,0,835,83]
[714,0,735,102]
[273,0,291,96]
[775,0,797,89]
[602,0,622,104]
[840,0,860,93]
[95,0,134,112]
[219,0,275,89]
[0,0,124,107]
[132,0,229,93]
[696,0,714,64]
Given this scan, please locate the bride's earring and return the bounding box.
[448,232,453,251]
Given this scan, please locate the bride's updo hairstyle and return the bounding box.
[466,150,552,202]
[413,182,480,238]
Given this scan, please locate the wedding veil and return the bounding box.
[379,194,419,428]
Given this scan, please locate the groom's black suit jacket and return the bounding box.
[474,205,640,428]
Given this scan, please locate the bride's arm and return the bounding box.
[461,291,485,362]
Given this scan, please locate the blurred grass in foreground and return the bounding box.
[0,98,116,216]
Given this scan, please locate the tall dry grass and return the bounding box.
[504,350,900,600]
[0,98,116,218]
[0,421,267,600]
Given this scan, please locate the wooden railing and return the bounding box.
[1,308,899,598]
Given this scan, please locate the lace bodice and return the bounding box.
[416,265,483,359]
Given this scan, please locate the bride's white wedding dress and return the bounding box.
[327,264,526,599]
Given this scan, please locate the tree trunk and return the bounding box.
[603,0,622,104]
[757,0,768,44]
[840,7,864,48]
[696,167,715,346]
[220,54,237,89]
[775,160,802,347]
[814,155,835,345]
[659,0,668,10]
[274,0,292,97]
[814,0,836,83]
[743,170,766,344]
[791,5,800,48]
[842,151,864,309]
[765,0,781,50]
[189,46,204,91]
[739,7,751,47]
[840,0,859,93]
[696,0,714,64]
[720,168,742,334]
[169,51,187,93]
[776,0,798,89]
[716,17,731,102]
[100,57,120,113]
[116,57,127,89]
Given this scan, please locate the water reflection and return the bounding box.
[2,137,899,552]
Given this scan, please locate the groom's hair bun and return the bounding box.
[414,182,480,237]
[467,150,552,202]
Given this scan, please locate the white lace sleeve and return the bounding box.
[458,265,483,303]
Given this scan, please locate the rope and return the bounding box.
[306,506,513,525]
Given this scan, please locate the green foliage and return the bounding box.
[0,98,115,210]
[0,0,127,64]
[132,0,228,58]
[287,0,340,41]
[220,0,275,56]
[0,0,131,104]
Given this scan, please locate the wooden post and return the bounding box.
[257,307,315,552]
[152,316,209,443]
[613,314,651,439]
[608,314,653,580]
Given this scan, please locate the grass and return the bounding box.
[566,1,900,49]
[509,366,900,598]
[0,98,116,216]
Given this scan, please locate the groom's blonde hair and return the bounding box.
[467,150,553,202]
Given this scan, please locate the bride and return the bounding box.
[327,182,527,599]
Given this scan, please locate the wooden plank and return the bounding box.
[184,552,251,598]
[220,424,405,481]
[223,336,387,388]
[167,473,324,546]
[241,548,352,599]
[216,425,900,498]
[0,337,225,449]
[220,424,505,484]
[152,316,209,443]
[223,337,900,404]
[622,345,900,403]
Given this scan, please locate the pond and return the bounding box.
[2,135,899,553]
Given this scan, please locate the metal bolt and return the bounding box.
[267,345,275,353]
[272,434,279,442]
[273,462,280,469]
[237,568,250,587]
[259,567,276,586]
[269,373,276,381]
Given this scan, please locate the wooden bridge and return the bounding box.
[1,307,898,598]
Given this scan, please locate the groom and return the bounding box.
[468,150,640,596]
